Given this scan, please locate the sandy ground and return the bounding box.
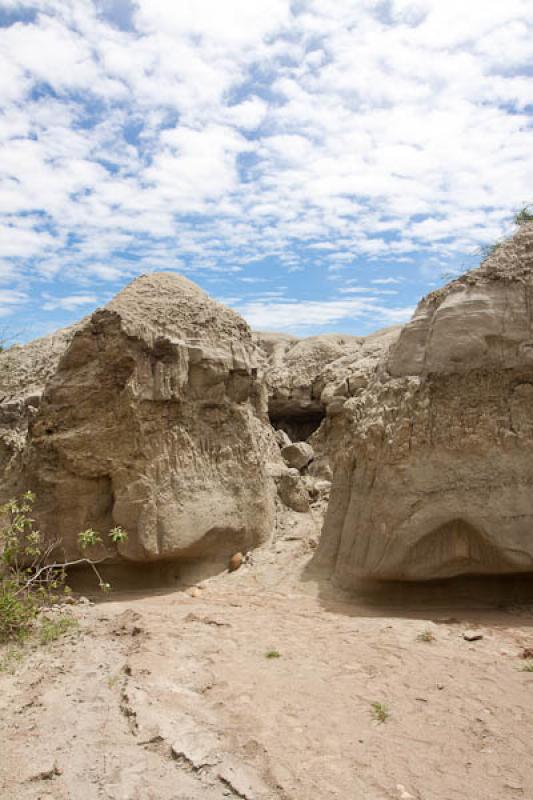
[2,519,533,800]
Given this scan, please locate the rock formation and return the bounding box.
[0,274,279,565]
[4,224,533,584]
[316,223,533,582]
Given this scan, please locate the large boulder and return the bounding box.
[281,442,314,471]
[316,223,533,582]
[1,273,279,565]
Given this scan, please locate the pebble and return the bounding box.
[463,630,483,642]
[228,552,244,572]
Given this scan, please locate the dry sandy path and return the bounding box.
[2,546,533,800]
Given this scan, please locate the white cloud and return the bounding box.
[0,288,28,317]
[0,0,531,333]
[42,294,99,311]
[237,296,414,331]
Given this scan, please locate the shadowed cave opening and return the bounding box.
[269,409,325,442]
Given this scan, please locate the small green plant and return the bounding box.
[417,629,435,643]
[109,526,128,544]
[39,615,79,645]
[515,206,533,226]
[371,702,390,723]
[520,661,533,672]
[0,492,128,642]
[265,649,281,659]
[78,529,102,550]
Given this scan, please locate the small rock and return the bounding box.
[396,784,415,800]
[228,552,244,572]
[463,630,483,642]
[78,596,90,605]
[189,587,202,598]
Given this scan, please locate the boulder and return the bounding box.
[1,273,279,565]
[281,442,314,470]
[277,469,311,513]
[316,223,533,582]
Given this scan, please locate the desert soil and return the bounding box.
[2,528,533,800]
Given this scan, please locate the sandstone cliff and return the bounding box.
[316,223,533,582]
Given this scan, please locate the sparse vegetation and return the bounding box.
[520,662,533,673]
[514,206,533,226]
[265,649,281,659]
[39,615,79,645]
[371,702,390,723]
[0,492,128,642]
[417,629,436,643]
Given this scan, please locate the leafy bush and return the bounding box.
[0,492,127,642]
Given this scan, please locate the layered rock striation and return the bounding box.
[317,223,533,582]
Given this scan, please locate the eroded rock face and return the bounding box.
[2,273,278,564]
[255,327,402,480]
[0,325,80,488]
[253,332,362,420]
[317,223,533,582]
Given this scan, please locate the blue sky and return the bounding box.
[0,0,532,342]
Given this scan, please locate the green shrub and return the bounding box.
[0,585,37,642]
[0,492,128,642]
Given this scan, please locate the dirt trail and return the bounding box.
[2,537,533,800]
